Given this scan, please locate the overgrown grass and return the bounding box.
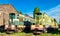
[0,28,60,36]
[0,32,60,36]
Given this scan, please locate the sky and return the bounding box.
[0,0,60,23]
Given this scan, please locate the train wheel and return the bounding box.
[17,27,24,32]
[6,30,14,34]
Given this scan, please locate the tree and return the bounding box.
[19,10,22,14]
[33,7,40,18]
[54,18,57,23]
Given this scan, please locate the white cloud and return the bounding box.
[26,4,60,23]
[46,4,60,15]
[24,12,33,17]
[27,12,33,17]
[45,4,60,23]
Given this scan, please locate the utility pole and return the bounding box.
[59,18,60,24]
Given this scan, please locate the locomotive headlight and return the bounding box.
[45,25,49,28]
[56,26,58,28]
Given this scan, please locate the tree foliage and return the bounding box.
[19,10,22,14]
[33,7,40,18]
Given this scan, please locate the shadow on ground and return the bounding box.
[0,25,5,33]
[23,21,32,33]
[47,28,60,34]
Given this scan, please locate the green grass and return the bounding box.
[41,33,60,36]
[0,32,60,36]
[0,28,60,36]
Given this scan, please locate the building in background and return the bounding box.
[0,4,18,26]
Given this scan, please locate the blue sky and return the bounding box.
[0,0,60,23]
